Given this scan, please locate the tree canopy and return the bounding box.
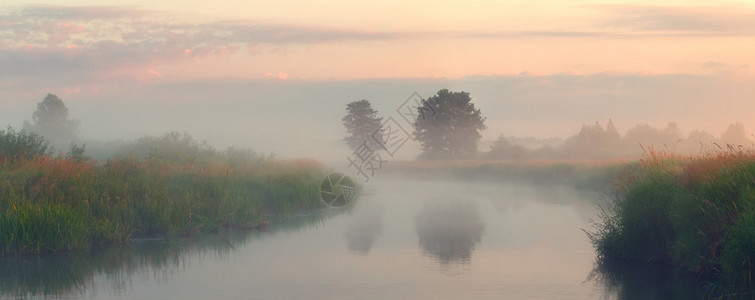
[413,89,486,159]
[23,93,79,148]
[342,99,383,151]
[488,134,526,160]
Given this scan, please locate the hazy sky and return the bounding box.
[1,0,754,161]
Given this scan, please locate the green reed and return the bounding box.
[588,148,755,297]
[0,135,326,255]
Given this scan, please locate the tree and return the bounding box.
[720,122,753,147]
[561,120,622,159]
[488,134,527,160]
[342,100,383,151]
[23,93,79,148]
[413,89,486,159]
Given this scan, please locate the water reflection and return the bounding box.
[415,199,485,264]
[588,259,707,300]
[344,201,384,254]
[273,207,351,233]
[0,208,347,299]
[0,233,243,299]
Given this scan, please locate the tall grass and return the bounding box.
[0,129,326,255]
[588,147,755,297]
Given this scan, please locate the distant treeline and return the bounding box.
[487,120,753,160]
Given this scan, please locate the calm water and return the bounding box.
[0,179,705,299]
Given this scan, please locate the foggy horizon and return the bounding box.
[3,73,754,163]
[3,1,755,163]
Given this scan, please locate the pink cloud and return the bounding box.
[277,72,288,80]
[214,48,233,58]
[147,69,163,77]
[62,86,81,95]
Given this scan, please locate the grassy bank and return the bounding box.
[588,149,755,297]
[0,128,326,255]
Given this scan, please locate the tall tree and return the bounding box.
[24,93,80,148]
[342,100,383,151]
[413,89,486,159]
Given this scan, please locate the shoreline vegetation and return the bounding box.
[587,148,755,297]
[0,128,326,255]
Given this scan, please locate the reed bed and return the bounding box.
[588,146,755,297]
[0,128,326,255]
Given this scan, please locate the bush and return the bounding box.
[0,127,51,162]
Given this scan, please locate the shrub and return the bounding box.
[0,127,51,162]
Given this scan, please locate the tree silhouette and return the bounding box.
[720,122,753,147]
[24,94,79,148]
[413,89,486,159]
[342,99,383,151]
[487,134,526,160]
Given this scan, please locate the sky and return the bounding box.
[1,0,754,161]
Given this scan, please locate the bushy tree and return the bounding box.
[0,127,51,161]
[720,122,753,147]
[413,89,486,159]
[488,134,527,160]
[623,122,683,150]
[560,120,622,159]
[342,99,383,151]
[23,93,79,148]
[116,131,217,164]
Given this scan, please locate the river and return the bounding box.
[0,179,706,299]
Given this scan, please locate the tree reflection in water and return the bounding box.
[344,202,384,254]
[415,199,485,264]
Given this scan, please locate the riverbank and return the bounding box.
[0,127,327,256]
[587,149,755,297]
[0,155,325,255]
